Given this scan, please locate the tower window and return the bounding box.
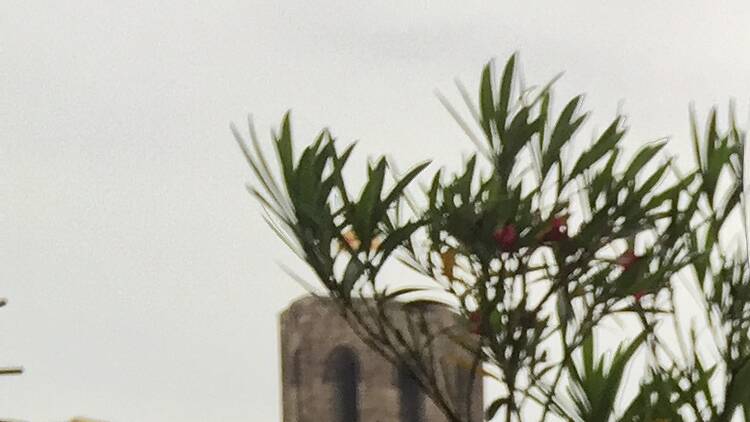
[455,363,471,417]
[290,348,302,386]
[396,365,425,422]
[323,346,360,422]
[292,349,304,422]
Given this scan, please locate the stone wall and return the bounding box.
[279,296,483,422]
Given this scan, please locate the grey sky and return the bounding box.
[3,1,750,420]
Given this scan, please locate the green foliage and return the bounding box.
[236,54,750,421]
[564,333,646,422]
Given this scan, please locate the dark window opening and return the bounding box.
[397,365,425,422]
[324,346,360,422]
[292,349,304,422]
[454,364,470,417]
[291,348,302,385]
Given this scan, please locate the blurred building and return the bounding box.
[279,296,483,422]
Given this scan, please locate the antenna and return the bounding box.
[0,298,21,375]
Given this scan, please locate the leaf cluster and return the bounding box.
[236,55,750,421]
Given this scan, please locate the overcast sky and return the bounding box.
[3,1,750,421]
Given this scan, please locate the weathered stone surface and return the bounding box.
[280,296,483,422]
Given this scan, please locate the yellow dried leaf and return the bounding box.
[340,230,361,251]
[441,249,457,279]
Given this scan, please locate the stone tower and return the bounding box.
[279,296,483,422]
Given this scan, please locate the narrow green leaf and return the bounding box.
[496,54,516,137]
[588,148,620,205]
[623,141,667,181]
[382,161,430,210]
[689,106,703,171]
[485,397,506,420]
[382,286,427,301]
[543,96,585,175]
[355,158,388,249]
[276,111,295,187]
[377,221,421,265]
[479,63,495,142]
[341,255,365,297]
[570,117,625,179]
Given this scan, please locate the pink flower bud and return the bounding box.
[616,250,639,270]
[541,215,568,242]
[494,224,519,252]
[468,311,482,334]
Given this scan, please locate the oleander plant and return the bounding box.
[234,54,750,421]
